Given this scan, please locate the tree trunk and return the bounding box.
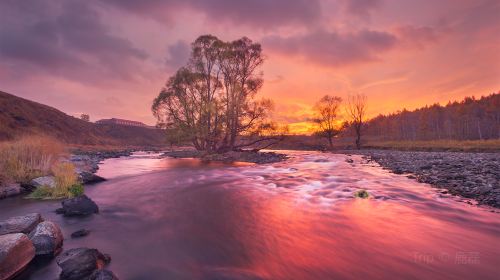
[327,137,333,150]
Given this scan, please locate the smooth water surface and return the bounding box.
[1,151,499,279]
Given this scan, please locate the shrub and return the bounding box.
[27,162,81,199]
[68,183,84,197]
[354,189,370,199]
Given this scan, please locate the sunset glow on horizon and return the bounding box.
[0,0,498,133]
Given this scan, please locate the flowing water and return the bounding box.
[1,151,499,280]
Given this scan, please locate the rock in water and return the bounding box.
[0,213,42,235]
[30,176,56,188]
[60,195,99,216]
[57,248,111,280]
[0,233,35,280]
[91,269,119,280]
[71,229,90,238]
[29,221,63,256]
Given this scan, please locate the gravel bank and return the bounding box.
[163,150,288,164]
[351,150,500,208]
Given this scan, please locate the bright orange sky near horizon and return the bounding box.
[0,0,499,134]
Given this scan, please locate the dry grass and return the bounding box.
[365,139,500,152]
[0,136,65,184]
[51,162,79,198]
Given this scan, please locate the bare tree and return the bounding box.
[346,93,367,149]
[313,95,342,149]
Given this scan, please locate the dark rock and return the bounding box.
[60,195,99,216]
[91,269,119,280]
[71,229,90,238]
[55,208,65,215]
[345,158,354,163]
[29,221,63,256]
[0,233,35,280]
[393,168,404,174]
[57,248,111,280]
[79,172,106,185]
[0,213,43,235]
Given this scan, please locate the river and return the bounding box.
[1,151,499,279]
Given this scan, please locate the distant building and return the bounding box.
[95,118,147,127]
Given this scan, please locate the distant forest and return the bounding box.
[362,93,500,141]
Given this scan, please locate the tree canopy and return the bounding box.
[152,35,282,152]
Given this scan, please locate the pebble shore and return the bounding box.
[351,150,500,208]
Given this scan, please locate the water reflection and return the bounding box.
[0,151,499,279]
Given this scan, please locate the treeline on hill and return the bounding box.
[362,93,500,141]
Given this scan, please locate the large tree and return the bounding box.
[152,35,281,152]
[313,95,343,149]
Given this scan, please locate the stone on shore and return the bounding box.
[28,221,63,256]
[59,195,99,216]
[0,233,35,280]
[0,183,23,199]
[0,213,43,235]
[30,176,56,188]
[90,269,119,280]
[78,171,106,185]
[57,248,111,280]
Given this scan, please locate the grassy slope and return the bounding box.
[271,135,500,152]
[0,91,165,147]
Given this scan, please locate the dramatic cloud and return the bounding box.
[395,25,441,49]
[165,40,191,70]
[101,0,322,28]
[344,0,382,17]
[0,0,148,84]
[264,29,397,66]
[0,0,497,127]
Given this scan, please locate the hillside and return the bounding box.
[0,91,165,147]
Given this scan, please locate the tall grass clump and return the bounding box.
[0,136,64,183]
[28,161,83,199]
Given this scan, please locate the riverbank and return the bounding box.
[349,150,500,208]
[163,149,288,164]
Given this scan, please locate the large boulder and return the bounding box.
[59,195,99,216]
[0,184,23,199]
[30,176,56,188]
[56,248,111,280]
[0,233,35,280]
[28,221,63,256]
[0,213,42,235]
[90,269,119,280]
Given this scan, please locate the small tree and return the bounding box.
[80,114,90,122]
[312,95,343,149]
[346,93,367,149]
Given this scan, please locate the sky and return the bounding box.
[1,0,499,133]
